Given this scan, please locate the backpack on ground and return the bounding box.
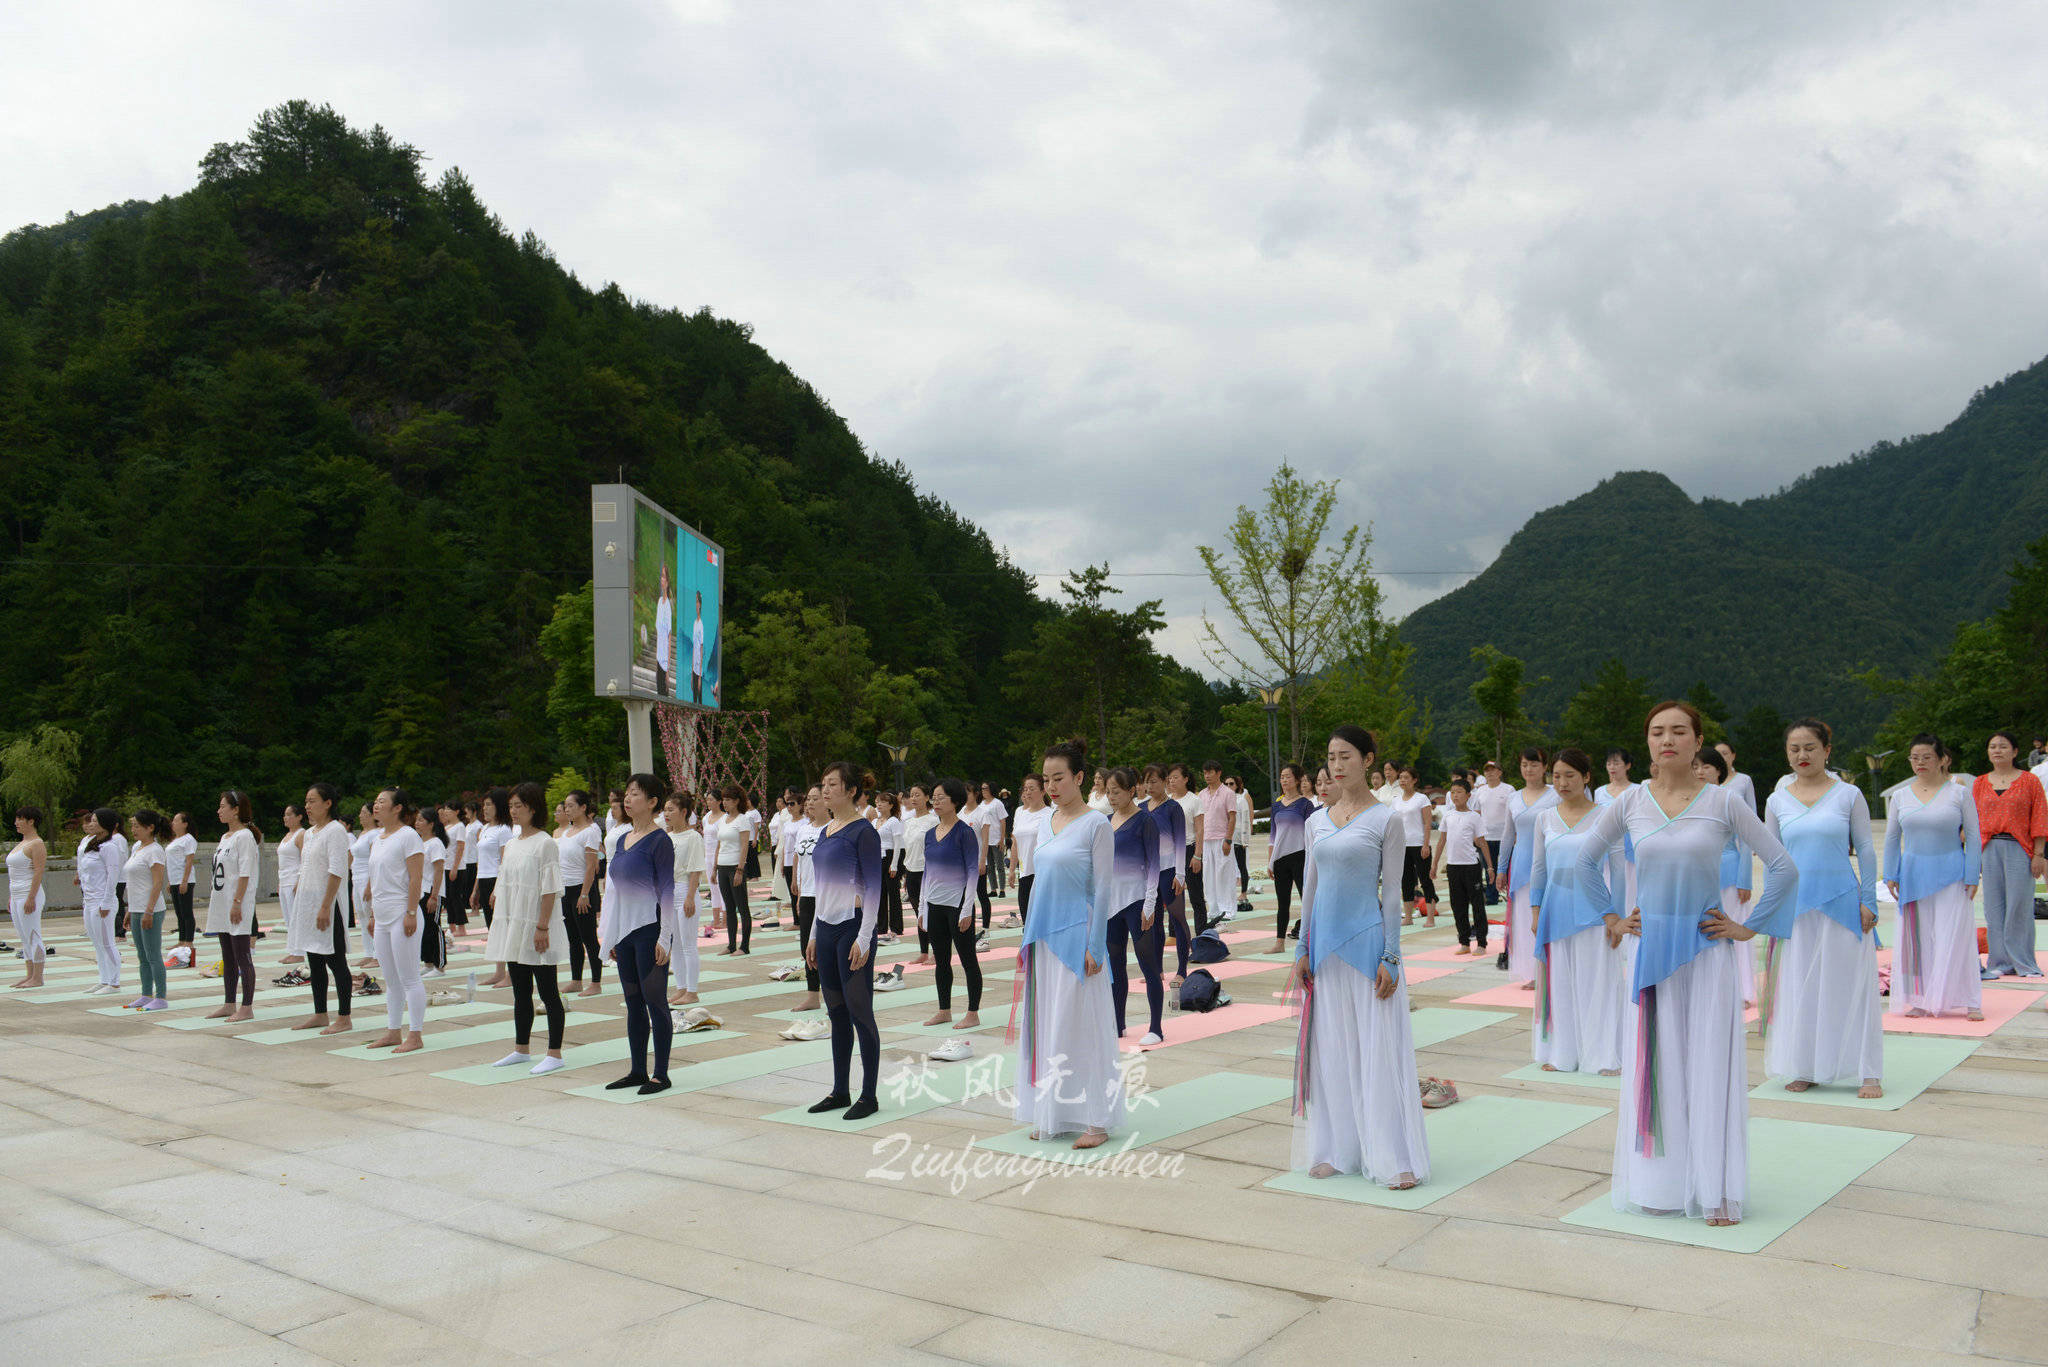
[1179,969,1230,1013]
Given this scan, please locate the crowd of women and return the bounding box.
[6,712,2046,1222]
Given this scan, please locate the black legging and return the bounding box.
[447,866,474,930]
[880,866,904,936]
[1107,900,1165,1038]
[975,871,993,930]
[566,883,603,984]
[1272,850,1305,938]
[419,898,445,971]
[796,897,820,992]
[1162,870,1191,977]
[1017,873,1034,925]
[816,915,878,1104]
[309,905,351,1017]
[926,902,981,1011]
[1234,845,1249,900]
[170,885,196,944]
[473,875,497,929]
[217,932,254,1005]
[719,864,751,951]
[1401,846,1437,907]
[615,922,671,1080]
[1447,863,1488,949]
[904,870,926,953]
[1186,846,1208,933]
[510,962,566,1050]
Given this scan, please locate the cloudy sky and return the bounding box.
[10,1,2048,671]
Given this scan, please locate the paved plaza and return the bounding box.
[5,860,2048,1364]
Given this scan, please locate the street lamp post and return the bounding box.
[1256,684,1285,802]
[1864,749,1895,807]
[880,741,910,795]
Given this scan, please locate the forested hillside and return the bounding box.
[0,102,1187,813]
[1400,358,2048,740]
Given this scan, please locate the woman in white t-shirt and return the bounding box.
[471,787,514,990]
[1008,774,1051,927]
[123,810,169,1009]
[166,811,199,956]
[350,805,378,968]
[364,786,428,1053]
[663,792,707,1004]
[491,782,570,1074]
[715,786,754,954]
[874,791,905,944]
[557,791,606,997]
[1392,766,1438,927]
[898,784,939,965]
[276,803,307,966]
[294,783,356,1035]
[204,790,262,1021]
[412,809,448,974]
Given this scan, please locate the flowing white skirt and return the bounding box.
[283,880,319,955]
[1013,946,1126,1137]
[1534,926,1625,1073]
[1613,938,1748,1221]
[1764,911,1884,1084]
[1293,957,1430,1183]
[1723,886,1758,1005]
[1505,888,1538,983]
[1898,883,1982,1016]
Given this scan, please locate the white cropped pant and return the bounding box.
[372,915,427,1032]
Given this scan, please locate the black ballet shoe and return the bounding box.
[807,1092,852,1113]
[842,1096,878,1121]
[636,1077,672,1096]
[605,1073,650,1090]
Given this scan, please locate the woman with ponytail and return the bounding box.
[1010,739,1124,1149]
[802,762,886,1120]
[1528,749,1624,1075]
[205,791,261,1021]
[1286,725,1428,1189]
[75,808,124,995]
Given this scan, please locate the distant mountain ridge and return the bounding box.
[1398,354,2048,739]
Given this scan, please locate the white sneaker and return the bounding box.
[768,965,799,982]
[975,935,990,954]
[928,1037,973,1062]
[88,983,119,995]
[492,1052,532,1067]
[782,1018,831,1042]
[1139,1031,1163,1046]
[529,1056,565,1075]
[874,964,907,992]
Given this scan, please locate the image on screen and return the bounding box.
[632,503,679,699]
[676,527,722,708]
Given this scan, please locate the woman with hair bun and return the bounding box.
[491,782,570,1074]
[1762,718,1883,1100]
[1010,739,1124,1149]
[1528,749,1623,1075]
[1496,747,1558,984]
[294,783,355,1034]
[1104,766,1164,1046]
[364,787,428,1053]
[662,793,706,1006]
[599,773,676,1094]
[122,811,169,1009]
[8,807,48,989]
[1574,701,1797,1226]
[75,808,123,995]
[1286,724,1428,1189]
[802,762,886,1120]
[1887,735,1982,1021]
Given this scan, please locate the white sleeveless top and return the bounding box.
[8,843,44,913]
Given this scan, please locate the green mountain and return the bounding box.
[0,102,1061,810]
[1399,356,2048,740]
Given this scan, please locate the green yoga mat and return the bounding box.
[1560,1115,1910,1253]
[762,1050,1015,1132]
[237,1000,509,1044]
[1750,1035,1978,1111]
[1264,1094,1607,1210]
[697,981,811,1008]
[1272,1006,1512,1057]
[975,1071,1293,1168]
[1503,1062,1622,1090]
[881,1016,1004,1037]
[327,1011,609,1059]
[152,999,372,1030]
[433,1030,743,1083]
[566,1039,834,1103]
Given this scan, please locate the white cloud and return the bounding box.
[8,0,2048,678]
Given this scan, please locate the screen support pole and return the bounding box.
[623,699,654,776]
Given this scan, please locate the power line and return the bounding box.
[2,557,1486,581]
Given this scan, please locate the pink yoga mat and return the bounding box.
[1195,958,1286,982]
[1872,946,2041,992]
[1451,982,1539,1009]
[1120,1002,1292,1051]
[1883,987,2040,1037]
[1412,944,1493,963]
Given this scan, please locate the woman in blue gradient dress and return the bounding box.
[1011,740,1123,1149]
[1886,735,1982,1020]
[1529,749,1623,1075]
[803,762,886,1120]
[599,773,675,1095]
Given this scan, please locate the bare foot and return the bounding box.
[1968,1008,1985,1021]
[668,990,687,1005]
[914,954,933,966]
[392,1033,424,1054]
[1424,915,1436,927]
[1072,1129,1108,1150]
[1904,1007,1928,1017]
[1599,1068,1620,1077]
[1309,1162,1338,1179]
[281,955,303,965]
[957,1012,980,1030]
[205,1004,233,1019]
[227,1007,254,1022]
[1389,1172,1418,1190]
[797,995,821,1011]
[320,1017,353,1035]
[924,1011,952,1027]
[677,991,698,1005]
[1269,942,1288,956]
[1705,1215,1741,1226]
[292,1015,328,1031]
[1857,1081,1883,1099]
[1540,1063,1559,1072]
[1029,1130,1041,1141]
[1519,982,1534,991]
[578,985,601,997]
[1784,1080,1812,1092]
[367,1030,402,1049]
